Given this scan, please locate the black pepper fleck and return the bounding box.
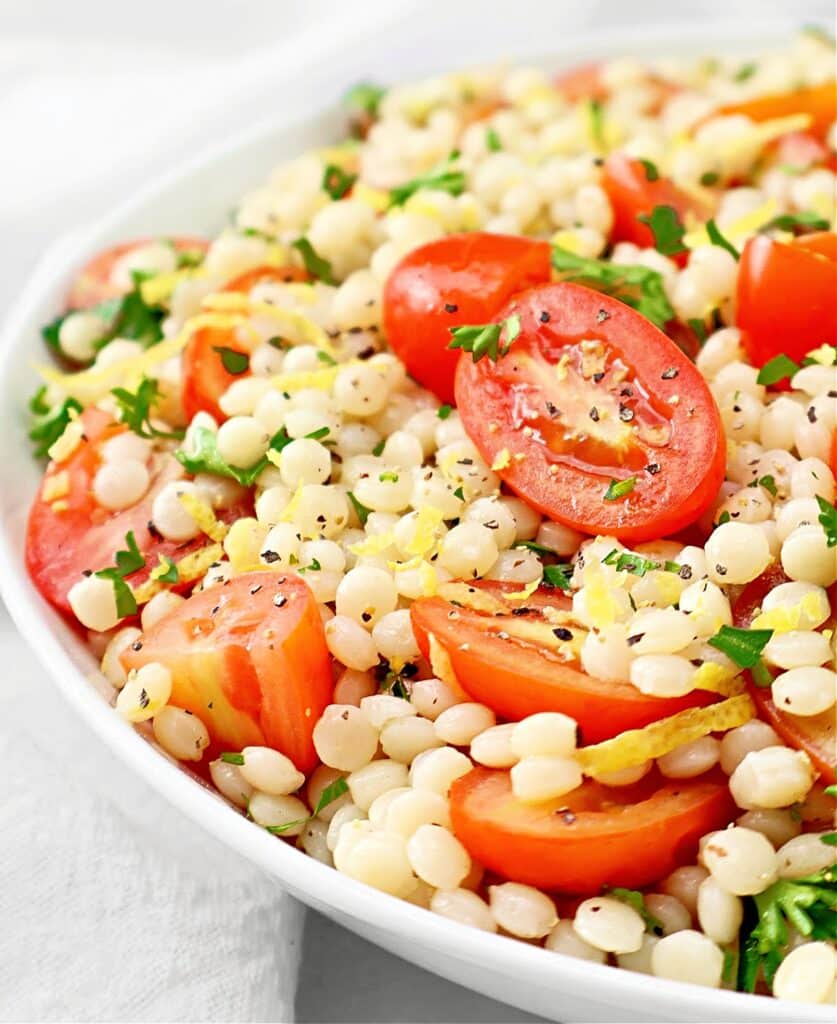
[661,367,678,380]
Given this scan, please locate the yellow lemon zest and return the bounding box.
[132,543,224,605]
[177,492,228,543]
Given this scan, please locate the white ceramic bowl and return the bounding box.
[1,21,832,1023]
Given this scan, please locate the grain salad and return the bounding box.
[25,30,836,1004]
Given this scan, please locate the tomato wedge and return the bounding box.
[454,281,725,542]
[553,64,681,113]
[733,567,836,784]
[25,408,249,617]
[716,80,836,141]
[122,572,332,772]
[737,232,837,368]
[67,237,209,310]
[410,581,714,743]
[450,767,736,894]
[182,265,310,421]
[602,154,709,265]
[382,233,551,404]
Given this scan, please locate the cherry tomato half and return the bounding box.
[410,580,714,743]
[382,232,551,404]
[737,232,837,368]
[67,237,209,310]
[716,80,836,142]
[181,265,310,422]
[733,567,836,784]
[450,767,736,894]
[454,281,726,542]
[122,572,333,772]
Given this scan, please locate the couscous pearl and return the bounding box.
[209,759,253,808]
[704,521,771,585]
[763,630,832,670]
[696,876,743,944]
[306,765,351,822]
[324,615,379,670]
[336,566,398,627]
[371,609,421,662]
[100,626,142,689]
[151,481,201,542]
[384,787,451,838]
[259,522,301,569]
[407,824,472,889]
[116,663,172,723]
[719,720,781,775]
[216,416,270,468]
[470,723,519,768]
[239,746,305,795]
[509,713,578,758]
[644,894,691,936]
[771,666,836,717]
[630,654,695,698]
[334,826,417,898]
[152,706,210,762]
[333,363,390,416]
[279,438,332,487]
[729,746,815,810]
[359,694,416,730]
[777,832,837,880]
[434,703,496,746]
[661,865,709,919]
[790,457,834,502]
[657,736,720,779]
[380,716,443,763]
[437,522,499,579]
[409,677,462,721]
[299,818,332,865]
[101,432,152,464]
[761,581,830,630]
[702,826,778,895]
[409,746,472,795]
[772,943,837,1004]
[616,934,659,975]
[312,704,379,771]
[736,808,801,849]
[249,793,309,835]
[573,897,644,954]
[325,804,366,852]
[347,758,409,811]
[92,458,150,511]
[463,498,517,550]
[430,889,497,933]
[781,525,837,587]
[58,310,107,362]
[332,668,377,707]
[651,930,723,988]
[68,574,121,632]
[546,921,607,963]
[511,756,583,803]
[489,883,557,939]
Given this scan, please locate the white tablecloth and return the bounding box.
[1,2,831,1021]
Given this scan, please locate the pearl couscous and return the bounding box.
[26,32,836,1005]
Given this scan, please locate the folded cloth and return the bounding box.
[0,605,303,1023]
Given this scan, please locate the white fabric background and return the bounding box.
[0,2,832,1021]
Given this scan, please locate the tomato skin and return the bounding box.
[25,408,250,617]
[450,767,736,894]
[602,154,708,266]
[732,568,836,784]
[67,237,209,310]
[382,233,552,404]
[717,80,836,141]
[772,131,834,172]
[122,572,332,772]
[454,281,726,543]
[181,265,309,421]
[554,63,608,102]
[410,581,715,744]
[737,233,837,368]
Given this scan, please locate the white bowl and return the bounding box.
[0,21,831,1023]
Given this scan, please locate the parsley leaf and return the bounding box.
[587,98,605,149]
[700,171,720,187]
[220,752,245,765]
[213,346,250,375]
[113,531,145,576]
[706,219,740,260]
[515,540,557,556]
[28,397,83,458]
[154,556,180,584]
[322,163,357,200]
[347,491,371,525]
[604,477,636,502]
[316,350,338,366]
[111,377,184,440]
[371,439,385,456]
[291,237,336,285]
[750,474,778,497]
[175,426,294,487]
[687,317,708,344]
[437,404,453,420]
[608,887,663,934]
[816,496,837,547]
[313,776,349,815]
[448,315,521,363]
[389,156,466,207]
[761,211,830,234]
[637,205,687,256]
[757,353,800,386]
[602,548,685,578]
[708,624,773,668]
[92,530,146,618]
[551,247,674,329]
[485,128,502,151]
[638,159,659,182]
[41,285,164,361]
[734,62,757,82]
[343,82,386,118]
[542,564,572,590]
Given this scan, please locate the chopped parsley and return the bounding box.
[316,350,338,366]
[291,237,336,285]
[638,159,659,182]
[93,531,146,618]
[749,474,778,497]
[266,775,349,834]
[371,439,385,456]
[41,284,164,360]
[515,540,557,557]
[542,564,573,590]
[347,491,371,525]
[608,887,663,935]
[708,624,773,668]
[587,98,606,149]
[213,346,250,375]
[343,82,386,118]
[551,247,674,329]
[389,155,466,207]
[761,210,830,234]
[28,396,83,458]
[756,353,799,387]
[322,163,357,200]
[220,752,245,765]
[448,314,521,363]
[154,556,180,584]
[706,219,740,260]
[603,476,637,502]
[733,62,757,83]
[700,171,720,187]
[637,205,687,257]
[602,548,683,578]
[437,404,453,420]
[453,486,465,500]
[379,470,399,483]
[111,377,184,440]
[485,127,502,152]
[816,496,837,547]
[175,425,295,487]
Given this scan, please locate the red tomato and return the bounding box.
[602,154,709,265]
[554,63,609,102]
[122,572,332,772]
[450,767,736,894]
[716,80,836,141]
[67,237,209,310]
[410,581,715,743]
[25,408,249,617]
[737,233,837,368]
[830,430,837,479]
[181,265,310,421]
[382,233,551,404]
[733,567,836,784]
[454,281,726,543]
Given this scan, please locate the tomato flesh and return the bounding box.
[67,237,209,310]
[410,581,714,744]
[737,233,837,368]
[182,265,309,421]
[454,281,725,542]
[733,567,836,784]
[382,232,551,404]
[716,80,836,141]
[450,767,736,893]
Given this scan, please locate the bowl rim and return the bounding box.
[0,18,832,1022]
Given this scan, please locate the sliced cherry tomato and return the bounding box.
[410,581,715,743]
[454,281,726,543]
[737,232,837,368]
[554,63,609,102]
[733,567,836,784]
[122,572,332,772]
[716,80,836,142]
[450,767,736,893]
[830,429,837,479]
[25,408,249,617]
[67,237,209,310]
[181,265,310,421]
[602,153,709,266]
[382,233,551,405]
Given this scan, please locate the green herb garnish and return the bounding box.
[485,127,502,152]
[608,887,663,934]
[389,156,466,207]
[112,376,184,440]
[220,752,245,765]
[92,530,146,618]
[637,205,687,256]
[448,314,521,363]
[603,476,637,502]
[322,163,358,200]
[175,425,295,487]
[343,82,386,118]
[28,397,83,458]
[437,404,453,420]
[734,62,757,82]
[687,317,709,344]
[816,496,837,547]
[708,624,773,668]
[213,346,250,375]
[638,159,659,182]
[291,237,336,285]
[761,211,829,234]
[700,171,720,187]
[542,564,573,590]
[757,353,800,387]
[347,491,371,525]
